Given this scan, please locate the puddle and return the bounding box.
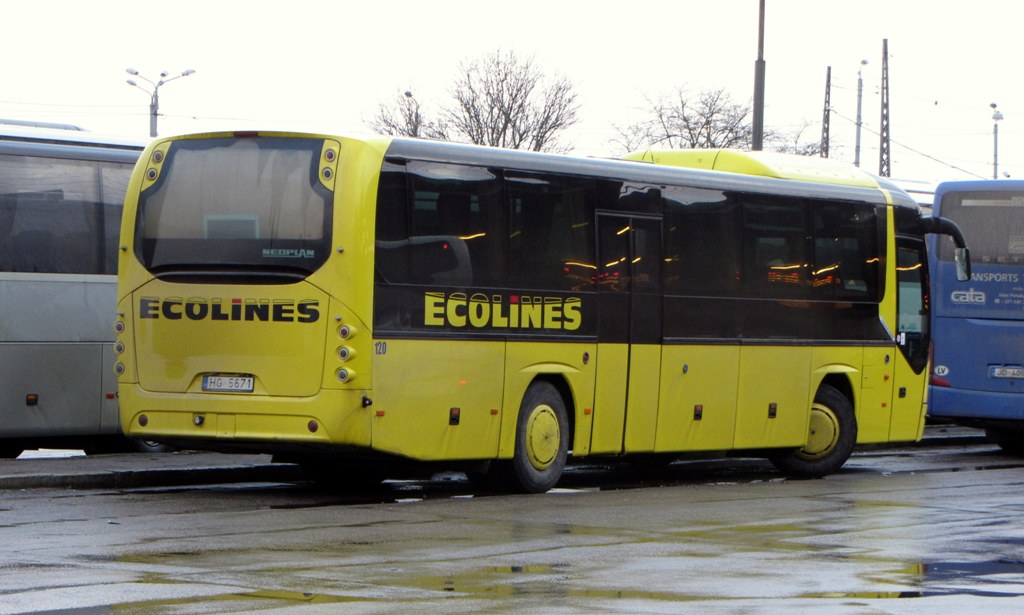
[802,559,1024,600]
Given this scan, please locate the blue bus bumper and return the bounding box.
[929,385,1024,422]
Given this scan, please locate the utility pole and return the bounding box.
[878,39,891,177]
[854,59,867,167]
[751,0,766,151]
[820,66,831,158]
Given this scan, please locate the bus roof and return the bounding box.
[384,138,914,209]
[622,148,881,189]
[0,121,146,151]
[935,178,1024,195]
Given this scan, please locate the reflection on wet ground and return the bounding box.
[5,444,1024,613]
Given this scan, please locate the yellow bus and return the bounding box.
[115,133,969,492]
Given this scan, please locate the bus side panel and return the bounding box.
[0,342,103,437]
[499,341,596,458]
[857,347,897,443]
[372,338,504,461]
[589,344,629,454]
[623,345,662,452]
[734,346,810,449]
[889,353,927,441]
[654,345,739,452]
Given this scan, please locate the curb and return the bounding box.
[0,463,305,491]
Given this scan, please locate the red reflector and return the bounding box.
[234,131,259,138]
[105,392,117,399]
[26,394,39,406]
[307,420,319,433]
[931,376,951,388]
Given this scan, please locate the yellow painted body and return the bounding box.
[622,149,880,188]
[117,137,928,466]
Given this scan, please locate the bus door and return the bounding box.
[890,236,931,440]
[590,214,663,454]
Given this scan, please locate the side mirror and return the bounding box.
[954,247,971,282]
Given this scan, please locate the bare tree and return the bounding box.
[614,86,819,157]
[614,87,753,152]
[368,91,449,140]
[369,51,580,153]
[764,120,823,156]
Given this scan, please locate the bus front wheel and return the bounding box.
[770,385,856,478]
[509,381,569,493]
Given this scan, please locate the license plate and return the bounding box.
[992,367,1024,379]
[202,374,254,393]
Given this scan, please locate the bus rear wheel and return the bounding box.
[771,385,856,478]
[508,381,569,493]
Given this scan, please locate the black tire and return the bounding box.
[770,385,857,478]
[508,381,570,493]
[126,439,176,453]
[986,428,1024,455]
[85,436,175,455]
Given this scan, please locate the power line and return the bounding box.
[829,108,987,178]
[0,99,138,110]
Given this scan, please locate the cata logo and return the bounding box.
[950,288,986,305]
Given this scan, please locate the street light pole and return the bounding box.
[751,0,766,151]
[126,68,196,137]
[992,102,1004,179]
[854,59,868,167]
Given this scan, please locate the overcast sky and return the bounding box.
[3,1,1022,183]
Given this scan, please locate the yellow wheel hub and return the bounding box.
[799,403,840,460]
[525,404,560,471]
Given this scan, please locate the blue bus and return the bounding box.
[929,179,1024,451]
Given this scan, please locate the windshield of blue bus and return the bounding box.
[134,137,332,277]
[937,191,1024,266]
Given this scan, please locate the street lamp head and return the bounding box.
[182,69,196,77]
[126,68,139,76]
[991,102,998,109]
[126,79,137,87]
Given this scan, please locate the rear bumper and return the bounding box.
[928,385,1024,422]
[119,385,373,451]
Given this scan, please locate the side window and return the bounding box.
[741,196,809,298]
[811,202,881,301]
[896,237,930,374]
[662,186,740,296]
[598,216,631,292]
[374,161,411,284]
[376,160,504,287]
[0,154,130,274]
[507,173,595,292]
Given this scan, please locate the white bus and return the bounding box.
[0,120,156,457]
